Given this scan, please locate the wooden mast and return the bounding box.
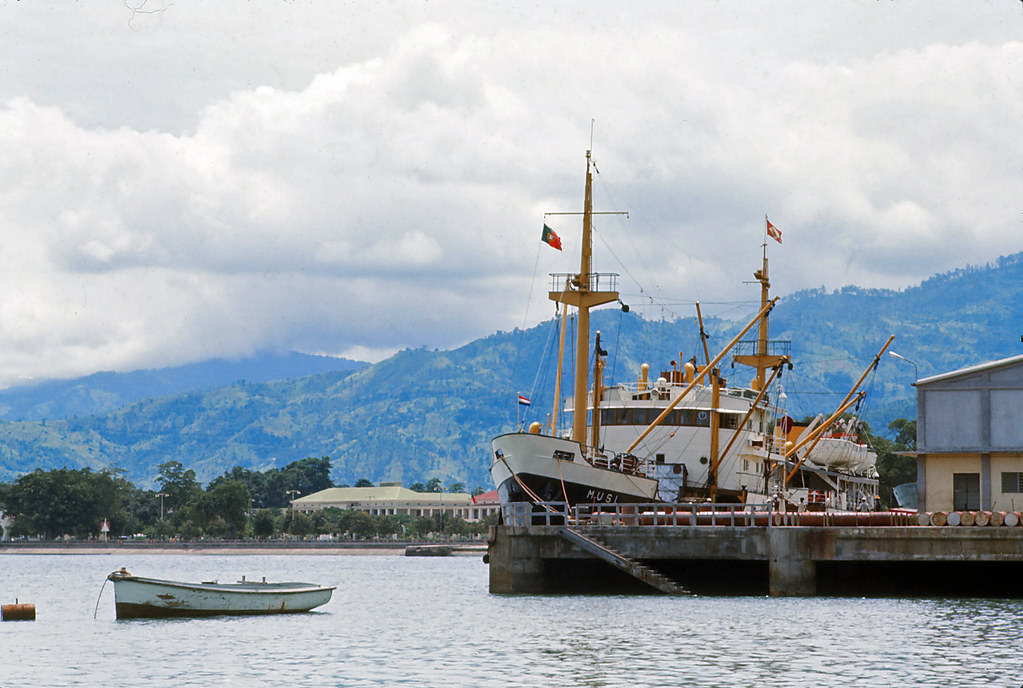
[550,304,568,436]
[590,332,605,451]
[732,242,785,390]
[708,368,721,499]
[548,150,619,445]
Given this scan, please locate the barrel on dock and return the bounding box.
[1,601,36,621]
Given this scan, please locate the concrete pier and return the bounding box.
[488,523,1023,596]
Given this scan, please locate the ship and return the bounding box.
[490,149,881,517]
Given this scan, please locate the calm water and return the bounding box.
[1,552,1021,687]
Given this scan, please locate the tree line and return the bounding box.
[870,418,917,506]
[0,457,491,541]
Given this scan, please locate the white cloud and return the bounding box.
[0,2,1019,385]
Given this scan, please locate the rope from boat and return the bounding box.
[556,455,571,505]
[497,454,562,517]
[93,576,111,619]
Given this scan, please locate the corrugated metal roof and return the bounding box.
[472,489,499,504]
[916,353,1023,386]
[294,486,472,505]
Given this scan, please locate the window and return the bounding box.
[1001,472,1023,493]
[953,473,980,511]
[601,408,631,426]
[720,413,741,430]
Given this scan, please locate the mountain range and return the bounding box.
[1,252,1022,489]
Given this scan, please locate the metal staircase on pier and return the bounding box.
[557,527,688,595]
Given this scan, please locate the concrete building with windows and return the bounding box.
[292,483,500,523]
[915,354,1023,513]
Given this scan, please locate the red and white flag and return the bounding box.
[766,216,782,244]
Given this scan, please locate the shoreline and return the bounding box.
[0,541,488,556]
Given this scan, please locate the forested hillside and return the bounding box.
[0,352,365,421]
[0,253,1021,489]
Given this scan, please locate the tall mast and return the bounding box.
[550,304,568,435]
[733,242,784,390]
[549,150,619,445]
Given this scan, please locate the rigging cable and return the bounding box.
[593,175,664,296]
[521,312,562,430]
[519,242,544,332]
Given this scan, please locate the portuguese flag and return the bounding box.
[541,224,563,251]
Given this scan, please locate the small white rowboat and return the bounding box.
[106,568,335,619]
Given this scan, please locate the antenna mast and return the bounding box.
[547,149,622,445]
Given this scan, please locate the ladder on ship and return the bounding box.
[557,527,688,595]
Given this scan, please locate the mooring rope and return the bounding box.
[498,454,562,517]
[93,576,111,619]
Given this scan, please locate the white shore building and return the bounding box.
[292,483,500,523]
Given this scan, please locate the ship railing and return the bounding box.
[502,501,572,527]
[733,338,792,359]
[506,501,917,528]
[584,449,646,475]
[564,502,777,527]
[549,272,619,293]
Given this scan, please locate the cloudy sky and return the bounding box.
[0,1,1019,387]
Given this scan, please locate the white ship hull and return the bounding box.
[492,432,657,506]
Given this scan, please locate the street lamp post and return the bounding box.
[156,493,168,520]
[286,490,301,522]
[888,351,918,381]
